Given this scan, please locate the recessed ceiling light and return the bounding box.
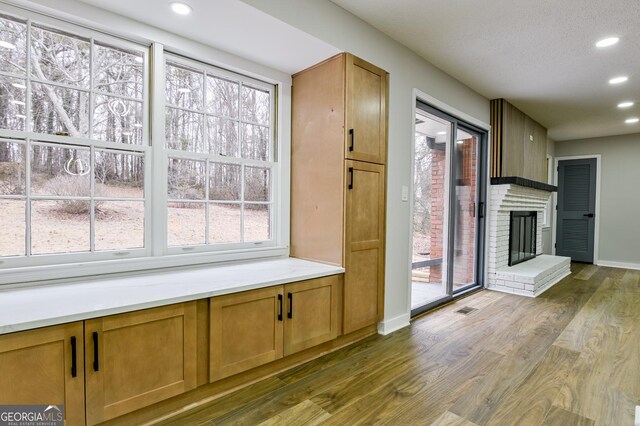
[11,83,26,89]
[170,2,192,15]
[609,76,628,85]
[625,117,639,124]
[596,37,620,48]
[437,131,446,135]
[618,101,634,108]
[0,41,16,50]
[177,87,191,93]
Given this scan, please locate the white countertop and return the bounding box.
[0,257,344,335]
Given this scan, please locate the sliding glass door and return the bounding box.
[411,102,486,316]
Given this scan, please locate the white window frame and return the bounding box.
[0,10,152,269]
[162,53,278,254]
[0,6,289,286]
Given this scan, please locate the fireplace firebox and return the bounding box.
[509,211,537,266]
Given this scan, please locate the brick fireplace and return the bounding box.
[487,178,571,297]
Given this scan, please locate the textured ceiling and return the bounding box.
[331,0,640,141]
[28,0,338,75]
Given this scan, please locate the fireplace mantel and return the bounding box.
[490,176,557,192]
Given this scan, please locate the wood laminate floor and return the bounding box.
[158,264,640,426]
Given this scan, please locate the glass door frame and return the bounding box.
[411,101,488,317]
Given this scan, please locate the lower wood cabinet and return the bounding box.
[84,302,197,425]
[0,322,85,426]
[210,275,342,381]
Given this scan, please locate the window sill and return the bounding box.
[0,257,344,335]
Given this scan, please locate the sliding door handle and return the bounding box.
[278,294,283,321]
[70,336,77,378]
[92,331,99,372]
[583,213,594,218]
[287,292,293,319]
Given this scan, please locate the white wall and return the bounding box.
[241,0,490,330]
[542,137,556,254]
[555,133,640,268]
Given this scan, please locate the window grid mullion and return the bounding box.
[90,145,96,251]
[25,138,32,257]
[89,37,95,140]
[26,19,32,133]
[205,161,210,245]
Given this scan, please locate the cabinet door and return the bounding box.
[344,160,386,334]
[210,286,283,382]
[283,275,342,356]
[346,54,388,164]
[85,303,197,425]
[0,323,85,426]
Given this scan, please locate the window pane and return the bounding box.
[0,75,27,131]
[206,75,238,118]
[209,203,240,243]
[165,107,204,152]
[242,123,269,161]
[31,199,89,254]
[244,166,270,202]
[207,116,239,157]
[30,25,90,88]
[31,83,89,137]
[31,143,90,197]
[165,62,203,110]
[95,201,144,251]
[0,199,25,256]
[94,95,143,144]
[94,43,144,99]
[241,85,270,125]
[167,158,205,200]
[95,150,144,198]
[0,140,25,195]
[209,162,240,201]
[0,15,27,75]
[244,204,270,241]
[168,202,205,246]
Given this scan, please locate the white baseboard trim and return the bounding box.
[596,260,640,271]
[377,313,411,335]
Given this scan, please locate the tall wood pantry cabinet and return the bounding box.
[291,53,388,334]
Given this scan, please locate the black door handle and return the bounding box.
[287,292,293,319]
[348,167,354,190]
[70,336,77,378]
[349,128,355,152]
[583,213,594,218]
[278,294,283,321]
[92,331,99,372]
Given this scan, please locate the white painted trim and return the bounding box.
[377,313,411,335]
[552,154,601,264]
[596,260,640,271]
[413,89,491,131]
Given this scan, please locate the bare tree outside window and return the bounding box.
[0,14,147,257]
[165,57,274,247]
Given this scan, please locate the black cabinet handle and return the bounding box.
[349,128,355,152]
[278,294,283,321]
[287,292,293,319]
[583,213,594,218]
[348,167,354,190]
[92,331,99,372]
[70,336,77,378]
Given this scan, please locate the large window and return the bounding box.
[0,9,279,275]
[164,57,275,249]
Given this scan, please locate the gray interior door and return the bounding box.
[556,158,596,263]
